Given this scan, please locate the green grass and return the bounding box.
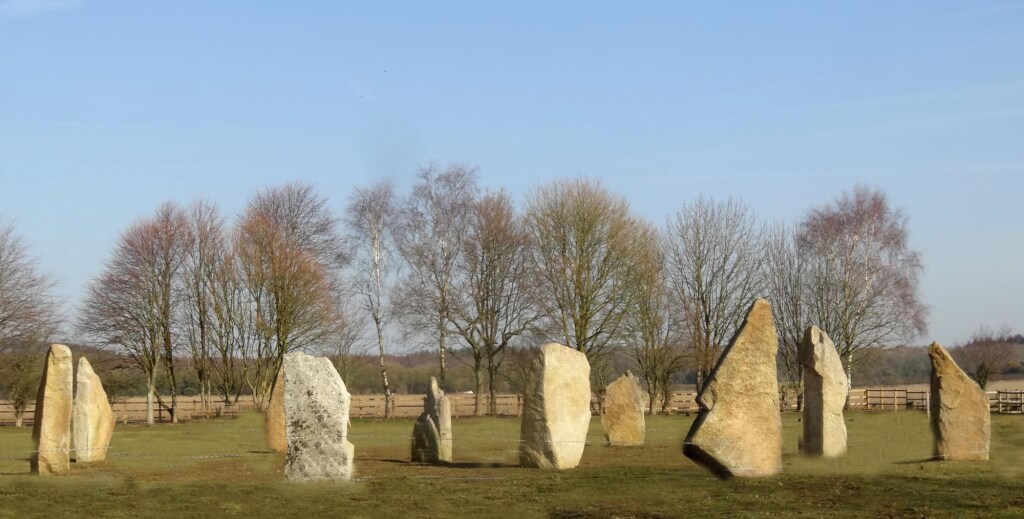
[1,411,1023,518]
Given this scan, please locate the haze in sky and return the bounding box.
[1,1,1022,346]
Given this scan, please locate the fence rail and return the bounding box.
[3,388,1022,426]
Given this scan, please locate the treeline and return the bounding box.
[0,166,977,422]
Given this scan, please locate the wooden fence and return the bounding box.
[3,388,1022,426]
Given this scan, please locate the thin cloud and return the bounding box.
[0,0,82,19]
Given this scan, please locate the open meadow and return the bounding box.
[1,411,1023,518]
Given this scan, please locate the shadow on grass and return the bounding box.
[375,458,516,469]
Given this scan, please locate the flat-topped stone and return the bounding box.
[280,352,355,481]
[31,344,74,475]
[800,326,847,457]
[519,343,591,469]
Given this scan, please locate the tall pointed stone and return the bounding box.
[411,377,453,463]
[601,371,645,446]
[31,344,74,475]
[683,299,782,477]
[800,326,847,457]
[73,357,116,463]
[519,343,591,469]
[281,352,355,481]
[265,367,287,453]
[929,341,990,461]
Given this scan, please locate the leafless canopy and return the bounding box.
[797,185,928,379]
[79,201,190,424]
[0,221,60,355]
[394,164,479,388]
[345,179,398,418]
[623,221,685,413]
[448,189,540,415]
[665,196,764,389]
[952,325,1015,389]
[234,182,343,407]
[526,179,645,363]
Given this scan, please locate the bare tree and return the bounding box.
[448,190,540,415]
[762,222,808,388]
[234,183,342,408]
[345,179,398,418]
[526,179,643,363]
[206,238,255,406]
[666,197,765,390]
[326,301,370,385]
[395,164,479,389]
[624,223,686,414]
[0,346,44,426]
[79,202,189,424]
[181,200,221,415]
[952,325,1015,389]
[0,221,60,356]
[797,185,928,389]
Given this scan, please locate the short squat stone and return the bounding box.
[601,371,645,446]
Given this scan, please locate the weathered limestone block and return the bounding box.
[601,371,645,446]
[266,367,286,453]
[519,343,592,470]
[929,341,990,461]
[683,299,782,477]
[281,352,355,481]
[800,326,848,457]
[73,357,115,463]
[31,344,74,475]
[411,377,452,463]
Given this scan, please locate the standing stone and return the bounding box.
[266,368,287,453]
[411,377,452,463]
[31,344,74,475]
[73,357,116,463]
[683,299,782,477]
[281,352,355,481]
[800,326,848,457]
[601,371,645,446]
[929,341,990,461]
[519,343,591,470]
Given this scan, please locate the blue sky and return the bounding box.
[1,1,1022,346]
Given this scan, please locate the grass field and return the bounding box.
[1,411,1023,518]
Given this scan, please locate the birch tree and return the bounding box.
[395,165,478,388]
[797,185,928,389]
[345,179,398,418]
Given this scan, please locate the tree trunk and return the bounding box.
[844,351,853,410]
[146,378,156,425]
[14,409,24,428]
[487,362,500,416]
[647,385,658,415]
[438,314,447,390]
[376,319,392,419]
[473,359,485,417]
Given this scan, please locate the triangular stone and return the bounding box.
[929,341,990,461]
[683,299,782,477]
[73,357,115,463]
